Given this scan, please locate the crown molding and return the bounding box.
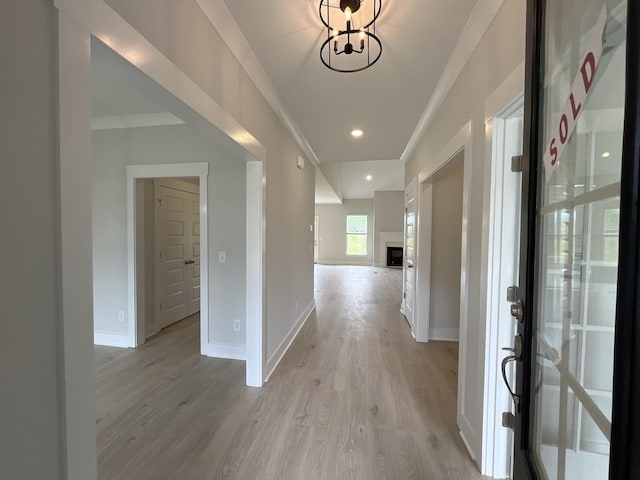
[195,0,320,168]
[401,0,506,163]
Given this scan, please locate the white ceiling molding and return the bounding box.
[196,0,320,168]
[401,0,506,163]
[91,112,185,130]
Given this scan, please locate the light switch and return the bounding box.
[218,251,226,263]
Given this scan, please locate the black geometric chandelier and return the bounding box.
[319,0,382,73]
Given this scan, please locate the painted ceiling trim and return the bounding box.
[196,0,320,168]
[400,0,506,163]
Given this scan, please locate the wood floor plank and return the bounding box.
[96,265,486,479]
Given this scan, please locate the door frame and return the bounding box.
[126,163,209,349]
[56,1,267,476]
[479,62,525,478]
[413,121,474,454]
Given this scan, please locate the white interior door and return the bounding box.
[155,180,200,329]
[188,193,200,316]
[314,215,319,263]
[403,182,417,327]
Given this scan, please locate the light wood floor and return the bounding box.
[95,265,484,479]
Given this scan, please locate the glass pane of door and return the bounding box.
[531,1,626,478]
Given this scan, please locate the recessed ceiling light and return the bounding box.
[351,129,364,138]
[602,151,611,158]
[366,174,372,181]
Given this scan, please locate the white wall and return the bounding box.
[92,125,247,346]
[430,159,464,340]
[373,191,404,265]
[315,200,374,265]
[404,0,526,463]
[0,1,63,478]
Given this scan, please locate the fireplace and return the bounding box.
[386,246,403,267]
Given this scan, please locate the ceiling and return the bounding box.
[221,0,477,164]
[92,0,488,202]
[218,0,480,201]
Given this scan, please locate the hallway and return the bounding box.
[95,265,482,479]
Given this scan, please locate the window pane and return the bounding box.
[347,215,367,234]
[347,234,367,255]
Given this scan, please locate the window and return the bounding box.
[346,215,367,255]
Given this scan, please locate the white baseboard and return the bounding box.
[201,342,246,360]
[94,331,133,348]
[458,426,477,463]
[145,323,160,339]
[265,299,316,382]
[429,327,459,342]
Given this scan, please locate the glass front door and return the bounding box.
[512,1,637,478]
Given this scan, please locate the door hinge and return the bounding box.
[502,412,515,430]
[403,292,406,299]
[511,155,523,173]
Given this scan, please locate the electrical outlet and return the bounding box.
[233,319,241,331]
[118,310,125,322]
[218,251,226,263]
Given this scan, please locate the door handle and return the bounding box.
[407,264,413,269]
[501,334,522,412]
[501,354,521,412]
[184,260,195,265]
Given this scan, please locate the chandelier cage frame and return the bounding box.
[319,0,383,73]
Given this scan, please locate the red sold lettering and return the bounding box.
[581,52,596,93]
[559,114,569,144]
[570,93,582,120]
[550,138,558,166]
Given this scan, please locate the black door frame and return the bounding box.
[609,0,640,477]
[515,0,640,478]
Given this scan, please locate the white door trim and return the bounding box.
[56,1,268,476]
[479,61,525,478]
[126,163,209,351]
[245,161,265,388]
[57,13,97,479]
[415,121,474,454]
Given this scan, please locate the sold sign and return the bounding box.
[543,6,607,179]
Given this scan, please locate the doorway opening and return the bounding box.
[406,122,474,458]
[132,174,206,347]
[89,35,264,384]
